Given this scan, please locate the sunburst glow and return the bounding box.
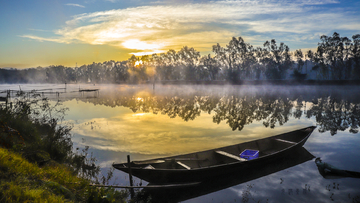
[134,60,143,66]
[122,39,164,50]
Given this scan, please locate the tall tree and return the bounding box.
[178,46,201,81]
[309,32,352,80]
[262,39,292,80]
[153,50,179,81]
[127,55,148,83]
[213,37,255,83]
[294,49,304,72]
[350,34,360,79]
[113,62,129,83]
[199,54,220,80]
[292,49,307,80]
[253,47,267,80]
[306,49,328,79]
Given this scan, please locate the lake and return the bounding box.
[1,83,360,202]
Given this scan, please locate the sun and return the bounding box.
[122,39,167,56]
[134,60,143,66]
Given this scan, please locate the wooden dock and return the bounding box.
[79,89,99,92]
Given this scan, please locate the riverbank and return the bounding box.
[0,147,84,202]
[0,147,130,202]
[0,93,128,202]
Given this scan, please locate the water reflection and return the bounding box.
[55,85,360,135]
[306,98,360,135]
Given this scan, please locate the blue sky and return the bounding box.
[1,0,360,68]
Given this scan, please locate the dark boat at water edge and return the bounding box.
[112,126,316,184]
[143,147,315,202]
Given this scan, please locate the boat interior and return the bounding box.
[119,127,313,170]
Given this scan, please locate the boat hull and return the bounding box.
[145,147,315,202]
[113,126,316,184]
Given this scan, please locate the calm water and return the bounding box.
[1,84,360,202]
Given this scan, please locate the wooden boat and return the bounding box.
[112,126,316,184]
[144,147,315,202]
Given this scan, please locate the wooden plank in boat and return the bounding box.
[165,158,200,161]
[177,161,191,170]
[215,150,247,162]
[275,139,296,145]
[144,165,155,169]
[133,160,165,165]
[133,158,201,165]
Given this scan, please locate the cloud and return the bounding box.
[22,0,358,55]
[19,35,71,44]
[65,3,85,8]
[28,28,52,32]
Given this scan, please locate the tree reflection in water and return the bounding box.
[306,97,360,135]
[68,85,360,135]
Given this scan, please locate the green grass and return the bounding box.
[0,95,129,202]
[0,147,91,202]
[0,147,129,202]
[1,181,68,203]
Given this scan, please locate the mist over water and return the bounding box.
[1,84,360,202]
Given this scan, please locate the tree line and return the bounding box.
[1,32,359,84]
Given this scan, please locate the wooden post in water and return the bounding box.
[127,155,134,199]
[5,90,10,108]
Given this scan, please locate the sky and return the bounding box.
[0,0,360,69]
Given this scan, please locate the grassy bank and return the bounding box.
[0,147,85,202]
[0,92,128,202]
[0,147,129,202]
